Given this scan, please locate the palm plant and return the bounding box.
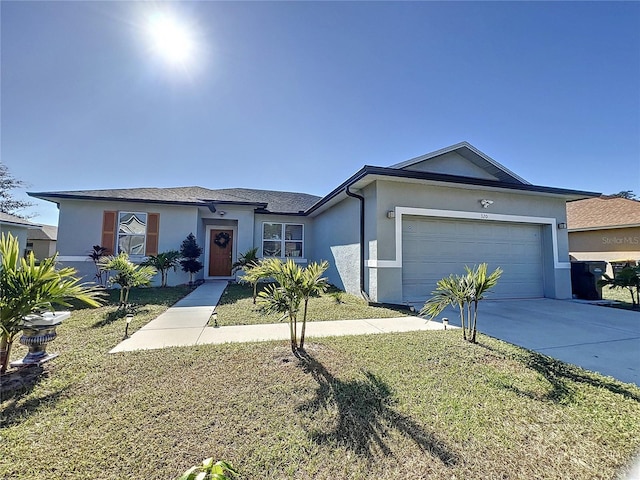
[240,259,270,304]
[299,260,329,349]
[0,233,104,374]
[598,265,640,308]
[420,263,502,343]
[232,247,259,274]
[99,253,157,309]
[142,250,181,287]
[257,258,328,355]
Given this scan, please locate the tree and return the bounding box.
[420,263,502,343]
[0,232,103,374]
[299,260,329,349]
[240,259,270,304]
[257,258,328,355]
[180,233,203,285]
[609,190,637,200]
[0,163,35,218]
[598,265,640,308]
[142,250,181,287]
[99,253,157,308]
[232,247,259,274]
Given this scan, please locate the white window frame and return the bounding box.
[262,222,304,258]
[117,211,148,256]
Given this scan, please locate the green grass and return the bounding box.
[601,286,639,310]
[215,282,413,326]
[2,286,640,479]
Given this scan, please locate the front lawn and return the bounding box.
[2,287,640,479]
[215,282,412,326]
[602,286,639,310]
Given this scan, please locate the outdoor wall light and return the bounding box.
[480,199,494,208]
[557,222,567,229]
[219,211,226,217]
[387,210,396,219]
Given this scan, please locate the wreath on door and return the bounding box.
[214,232,231,248]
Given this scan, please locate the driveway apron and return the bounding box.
[440,298,640,386]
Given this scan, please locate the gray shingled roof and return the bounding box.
[27,224,58,241]
[29,187,321,214]
[0,212,38,227]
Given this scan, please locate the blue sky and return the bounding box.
[2,1,639,226]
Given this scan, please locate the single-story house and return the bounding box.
[26,224,58,260]
[567,196,640,275]
[29,142,598,306]
[0,212,40,257]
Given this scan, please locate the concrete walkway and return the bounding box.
[109,281,446,353]
[110,283,639,387]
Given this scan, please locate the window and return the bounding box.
[118,212,147,255]
[262,223,304,258]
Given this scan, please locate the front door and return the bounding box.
[209,229,233,276]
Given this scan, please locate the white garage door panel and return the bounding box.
[402,217,543,303]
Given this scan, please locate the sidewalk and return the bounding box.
[109,281,446,353]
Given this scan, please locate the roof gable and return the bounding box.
[567,197,640,230]
[390,142,529,185]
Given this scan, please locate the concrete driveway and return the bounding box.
[438,299,640,386]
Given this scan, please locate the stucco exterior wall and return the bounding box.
[0,225,29,258]
[403,152,500,180]
[369,180,572,302]
[310,197,360,295]
[56,199,200,286]
[30,239,57,260]
[569,227,640,275]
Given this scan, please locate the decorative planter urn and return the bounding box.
[10,311,71,367]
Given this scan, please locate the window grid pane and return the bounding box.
[118,212,147,254]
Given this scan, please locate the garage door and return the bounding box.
[402,217,544,303]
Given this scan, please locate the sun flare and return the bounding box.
[145,12,196,67]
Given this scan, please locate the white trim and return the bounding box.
[205,225,237,279]
[366,206,570,269]
[57,256,91,262]
[261,221,305,259]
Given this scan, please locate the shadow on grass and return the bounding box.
[480,342,640,403]
[1,366,68,428]
[91,304,151,328]
[296,351,458,465]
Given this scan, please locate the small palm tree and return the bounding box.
[142,250,181,287]
[299,260,329,349]
[232,247,259,274]
[0,233,104,374]
[598,265,640,308]
[240,260,270,304]
[258,258,328,355]
[420,263,502,343]
[99,253,157,309]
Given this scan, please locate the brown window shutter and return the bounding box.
[101,211,117,255]
[146,213,160,256]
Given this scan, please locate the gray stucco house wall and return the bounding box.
[0,212,39,258]
[29,142,596,304]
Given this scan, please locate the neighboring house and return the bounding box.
[567,196,640,274]
[0,212,40,257]
[29,142,597,306]
[26,224,58,260]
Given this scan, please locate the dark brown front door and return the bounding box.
[209,229,233,276]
